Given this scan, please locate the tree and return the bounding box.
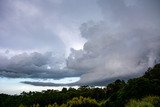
[67,96,100,107]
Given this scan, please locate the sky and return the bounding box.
[0,0,160,94]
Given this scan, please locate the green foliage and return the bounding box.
[143,64,160,80]
[124,77,153,99]
[106,79,126,97]
[46,97,100,107]
[19,104,26,107]
[67,96,100,107]
[142,96,160,107]
[47,103,60,107]
[125,99,154,107]
[126,96,160,107]
[62,88,67,93]
[32,103,40,107]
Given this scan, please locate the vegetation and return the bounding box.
[126,96,160,107]
[0,63,160,107]
[125,99,154,107]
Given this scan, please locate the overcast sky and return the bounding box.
[0,0,160,94]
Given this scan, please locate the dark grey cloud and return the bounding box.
[22,74,134,86]
[21,81,65,87]
[66,0,160,84]
[1,0,160,86]
[0,0,101,84]
[0,52,84,79]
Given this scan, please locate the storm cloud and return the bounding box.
[0,0,160,86]
[0,0,100,81]
[0,52,81,78]
[67,0,160,84]
[0,0,100,54]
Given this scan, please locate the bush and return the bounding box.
[125,96,160,107]
[67,96,100,107]
[142,96,160,107]
[125,99,154,107]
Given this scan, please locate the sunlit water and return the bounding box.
[0,77,80,95]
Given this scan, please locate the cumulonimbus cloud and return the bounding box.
[66,0,160,85]
[0,0,160,86]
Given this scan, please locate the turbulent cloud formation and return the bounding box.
[0,0,160,86]
[0,0,101,55]
[67,0,160,84]
[0,0,101,82]
[0,51,87,80]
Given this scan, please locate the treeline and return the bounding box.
[0,64,160,107]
